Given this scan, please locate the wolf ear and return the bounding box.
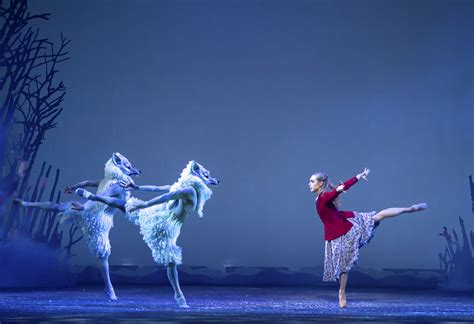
[190,161,199,174]
[112,152,121,166]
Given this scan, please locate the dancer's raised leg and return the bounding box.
[13,199,64,212]
[373,203,427,223]
[75,189,126,212]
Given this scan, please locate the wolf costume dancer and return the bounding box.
[309,168,427,308]
[16,152,141,300]
[76,161,219,307]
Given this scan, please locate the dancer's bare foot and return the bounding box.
[175,294,189,308]
[105,287,117,301]
[12,198,24,207]
[407,203,428,213]
[339,290,347,308]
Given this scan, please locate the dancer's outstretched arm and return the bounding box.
[75,189,127,212]
[65,179,101,193]
[322,168,370,203]
[128,188,195,212]
[135,185,171,193]
[119,180,171,193]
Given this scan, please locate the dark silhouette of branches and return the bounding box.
[469,175,473,213]
[64,223,83,257]
[0,0,81,261]
[438,177,474,288]
[1,0,70,209]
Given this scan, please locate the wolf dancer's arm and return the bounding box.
[128,188,195,212]
[119,180,171,193]
[134,184,171,193]
[136,185,171,193]
[65,179,101,193]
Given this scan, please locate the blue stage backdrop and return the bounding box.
[26,0,473,270]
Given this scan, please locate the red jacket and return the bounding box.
[316,176,358,241]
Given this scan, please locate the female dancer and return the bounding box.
[309,168,427,308]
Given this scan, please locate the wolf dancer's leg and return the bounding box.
[372,203,427,223]
[13,199,64,212]
[339,272,348,308]
[75,189,126,212]
[167,262,189,308]
[98,256,117,301]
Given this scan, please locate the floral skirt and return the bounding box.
[323,211,379,282]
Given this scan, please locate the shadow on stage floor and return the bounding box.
[0,285,473,322]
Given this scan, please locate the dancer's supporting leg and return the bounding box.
[167,262,188,308]
[339,272,348,308]
[373,203,427,223]
[98,255,117,300]
[75,189,122,301]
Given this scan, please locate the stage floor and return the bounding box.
[0,286,472,322]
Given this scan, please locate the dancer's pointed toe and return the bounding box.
[105,287,117,301]
[408,203,428,212]
[339,290,347,308]
[175,295,189,308]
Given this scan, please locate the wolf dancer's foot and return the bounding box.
[174,294,189,308]
[105,287,117,301]
[339,290,347,308]
[407,203,428,213]
[12,198,24,207]
[75,188,92,199]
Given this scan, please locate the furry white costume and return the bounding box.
[74,160,218,307]
[125,161,213,265]
[17,152,140,301]
[61,158,132,258]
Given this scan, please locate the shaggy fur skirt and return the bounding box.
[125,197,183,265]
[323,211,378,282]
[65,206,113,259]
